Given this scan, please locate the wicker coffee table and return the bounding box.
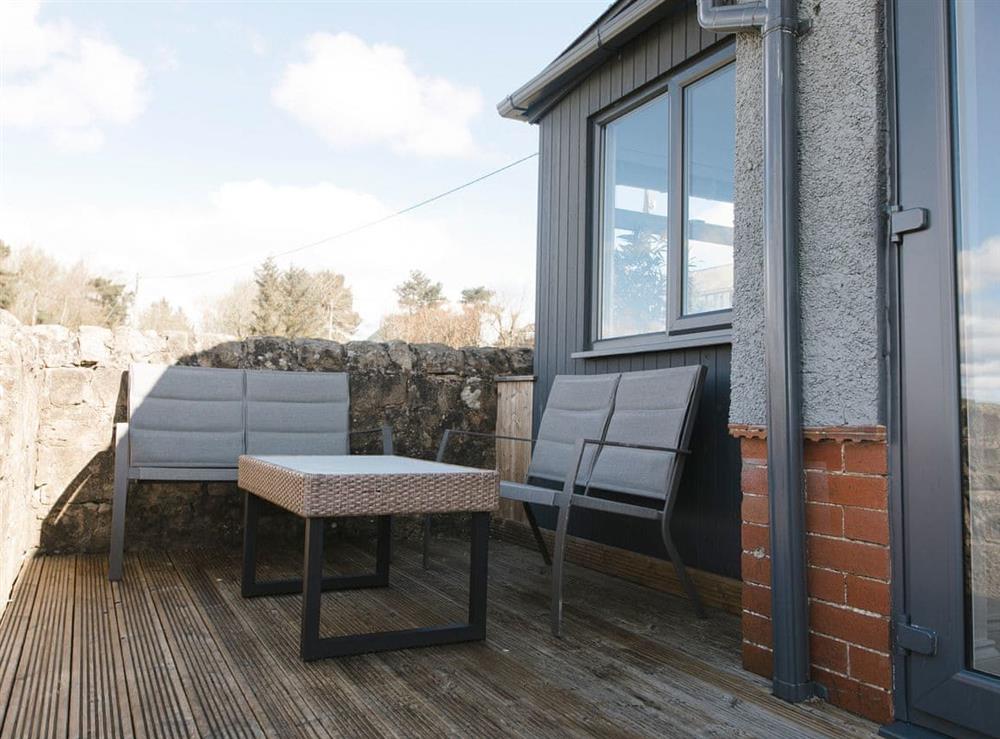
[237,454,499,660]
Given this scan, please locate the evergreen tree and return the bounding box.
[251,257,284,335]
[280,265,315,337]
[460,286,494,307]
[395,270,445,312]
[88,276,133,328]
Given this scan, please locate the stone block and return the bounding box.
[44,367,95,407]
[29,324,78,367]
[79,326,113,365]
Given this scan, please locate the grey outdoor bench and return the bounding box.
[109,364,392,581]
[429,365,707,636]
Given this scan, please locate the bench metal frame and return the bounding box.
[426,366,707,637]
[109,424,393,581]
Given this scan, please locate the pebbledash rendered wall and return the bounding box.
[729,0,892,725]
[0,309,531,609]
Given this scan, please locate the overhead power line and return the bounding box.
[139,152,539,282]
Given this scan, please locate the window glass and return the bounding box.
[683,65,735,315]
[599,95,670,339]
[953,0,1000,679]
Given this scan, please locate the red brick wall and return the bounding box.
[734,426,892,724]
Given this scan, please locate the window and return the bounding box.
[598,95,670,339]
[683,65,735,315]
[592,46,735,347]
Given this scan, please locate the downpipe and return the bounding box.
[697,0,814,702]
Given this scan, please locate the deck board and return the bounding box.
[70,555,133,739]
[0,538,877,738]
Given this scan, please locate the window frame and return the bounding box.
[587,43,736,353]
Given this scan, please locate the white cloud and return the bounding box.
[0,178,536,339]
[272,32,483,158]
[0,1,147,151]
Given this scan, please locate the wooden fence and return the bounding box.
[494,376,533,524]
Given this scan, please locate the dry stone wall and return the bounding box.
[0,313,42,607]
[0,310,531,596]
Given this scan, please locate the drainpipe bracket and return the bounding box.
[761,17,812,37]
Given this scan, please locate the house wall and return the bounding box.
[530,1,743,579]
[726,0,891,723]
[528,0,891,724]
[730,0,886,428]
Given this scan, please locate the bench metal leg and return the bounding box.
[661,524,706,619]
[108,425,130,582]
[300,511,490,660]
[550,497,573,638]
[522,502,552,566]
[241,492,391,597]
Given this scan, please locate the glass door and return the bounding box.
[895,1,1000,735]
[954,0,1000,685]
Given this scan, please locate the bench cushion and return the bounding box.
[526,373,620,484]
[587,366,703,500]
[245,370,350,456]
[128,364,245,468]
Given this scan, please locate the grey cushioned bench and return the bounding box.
[109,364,391,581]
[431,365,706,636]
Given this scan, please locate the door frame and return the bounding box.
[889,0,1000,736]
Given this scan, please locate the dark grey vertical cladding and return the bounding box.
[530,2,739,578]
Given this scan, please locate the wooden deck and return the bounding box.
[0,536,876,738]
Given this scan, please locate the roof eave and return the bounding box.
[497,0,678,123]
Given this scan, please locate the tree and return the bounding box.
[87,277,133,328]
[0,241,16,310]
[310,270,361,341]
[484,294,534,348]
[201,280,257,337]
[246,258,360,340]
[139,298,192,333]
[460,286,494,307]
[251,257,284,335]
[609,228,667,335]
[280,265,315,337]
[395,270,445,312]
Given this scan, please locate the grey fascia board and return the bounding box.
[497,0,674,123]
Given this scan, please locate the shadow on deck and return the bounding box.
[0,537,876,738]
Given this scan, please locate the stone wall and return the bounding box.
[0,310,531,598]
[0,313,42,609]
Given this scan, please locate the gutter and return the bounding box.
[498,0,675,122]
[697,0,814,703]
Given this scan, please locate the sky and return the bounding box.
[0,0,607,337]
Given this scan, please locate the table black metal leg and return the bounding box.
[468,511,489,638]
[301,517,324,657]
[241,494,392,598]
[299,511,491,661]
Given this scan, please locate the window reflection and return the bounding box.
[599,95,669,339]
[683,64,735,316]
[954,0,1000,679]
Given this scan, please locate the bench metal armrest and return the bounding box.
[350,423,394,455]
[580,438,690,455]
[560,438,691,499]
[435,428,536,463]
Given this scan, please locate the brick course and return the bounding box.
[733,429,892,725]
